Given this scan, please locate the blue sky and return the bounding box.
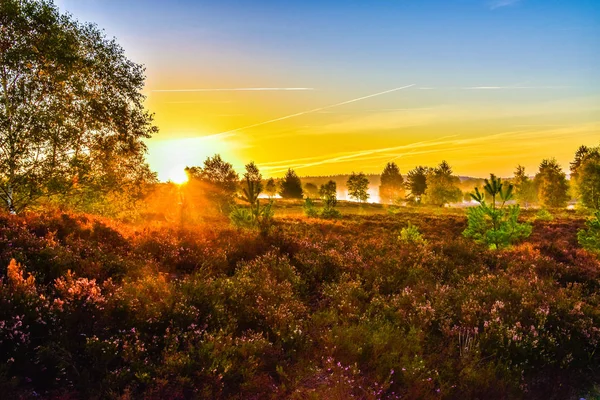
[54,0,600,179]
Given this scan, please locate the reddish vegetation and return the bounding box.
[0,210,599,399]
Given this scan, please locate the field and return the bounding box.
[1,205,598,400]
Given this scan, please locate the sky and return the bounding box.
[54,0,600,180]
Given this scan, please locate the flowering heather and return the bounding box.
[0,209,598,399]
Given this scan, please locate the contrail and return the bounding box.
[205,84,415,140]
[152,87,314,92]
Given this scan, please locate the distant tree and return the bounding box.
[347,172,370,203]
[279,169,303,199]
[534,158,570,208]
[513,165,537,208]
[319,180,338,208]
[571,145,600,210]
[265,178,277,198]
[423,161,462,207]
[0,0,157,213]
[405,166,429,204]
[186,154,239,213]
[303,182,319,198]
[379,162,405,204]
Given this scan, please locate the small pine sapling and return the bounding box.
[463,174,532,249]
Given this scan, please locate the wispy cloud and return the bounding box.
[202,84,415,140]
[463,85,571,89]
[151,87,314,93]
[488,0,522,10]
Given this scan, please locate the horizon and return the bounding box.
[53,0,599,181]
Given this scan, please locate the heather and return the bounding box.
[1,209,599,399]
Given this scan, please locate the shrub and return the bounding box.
[398,222,426,244]
[463,175,532,249]
[536,208,554,221]
[578,211,600,255]
[303,198,318,218]
[320,207,342,220]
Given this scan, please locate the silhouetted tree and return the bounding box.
[265,178,277,198]
[0,0,157,213]
[534,158,569,208]
[279,169,303,199]
[230,161,273,231]
[513,165,537,208]
[303,183,319,198]
[405,166,429,204]
[319,180,338,208]
[186,154,239,213]
[347,172,370,203]
[571,145,600,210]
[241,162,262,210]
[423,161,462,206]
[379,162,405,204]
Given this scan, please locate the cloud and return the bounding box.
[202,84,415,140]
[463,85,571,90]
[151,87,314,92]
[488,0,522,10]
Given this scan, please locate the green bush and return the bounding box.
[320,207,342,219]
[463,175,532,249]
[303,198,319,218]
[398,222,426,244]
[536,208,554,221]
[578,211,600,254]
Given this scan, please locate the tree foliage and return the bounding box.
[513,165,537,208]
[347,172,369,203]
[463,174,531,249]
[303,182,319,198]
[279,169,303,199]
[319,180,338,208]
[578,211,600,255]
[241,161,262,210]
[265,178,277,198]
[379,162,404,204]
[534,158,570,209]
[0,0,157,213]
[186,154,239,213]
[319,180,341,219]
[571,145,600,211]
[405,166,429,203]
[423,161,462,206]
[231,162,273,232]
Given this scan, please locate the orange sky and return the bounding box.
[54,0,600,181]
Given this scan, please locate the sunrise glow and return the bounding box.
[51,0,600,180]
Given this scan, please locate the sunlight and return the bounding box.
[166,166,188,184]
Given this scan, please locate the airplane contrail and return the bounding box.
[204,84,416,140]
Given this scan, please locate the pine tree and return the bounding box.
[279,169,303,199]
[464,174,531,249]
[379,162,405,204]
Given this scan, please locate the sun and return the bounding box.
[167,166,189,184]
